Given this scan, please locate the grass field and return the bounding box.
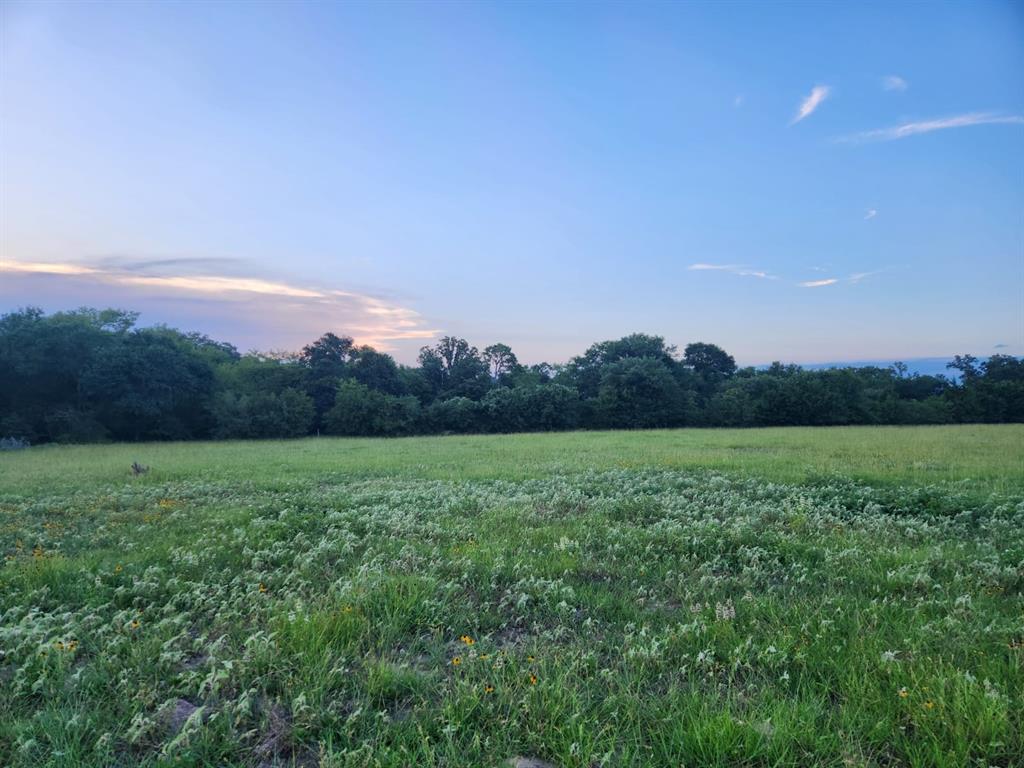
[1,425,1022,767]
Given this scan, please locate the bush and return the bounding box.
[325,381,420,436]
[211,388,315,438]
[481,384,580,432]
[425,397,481,433]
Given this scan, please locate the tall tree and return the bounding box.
[483,343,520,381]
[683,342,737,380]
[417,337,491,400]
[565,333,677,399]
[595,357,689,429]
[300,332,355,426]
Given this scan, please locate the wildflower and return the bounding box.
[527,655,535,663]
[923,700,934,710]
[32,546,43,559]
[114,564,123,574]
[484,684,494,694]
[130,619,140,630]
[451,656,462,666]
[881,650,898,663]
[898,687,909,699]
[529,674,538,685]
[342,605,353,613]
[258,582,268,594]
[460,635,475,646]
[54,641,65,651]
[479,654,490,661]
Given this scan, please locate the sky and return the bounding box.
[1,0,1022,365]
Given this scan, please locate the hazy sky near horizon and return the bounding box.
[2,0,1022,365]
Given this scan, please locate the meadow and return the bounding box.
[1,425,1022,767]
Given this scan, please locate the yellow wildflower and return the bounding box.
[460,635,475,646]
[451,656,462,666]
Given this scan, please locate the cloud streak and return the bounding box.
[791,85,831,124]
[688,263,776,279]
[0,259,439,351]
[837,112,1024,143]
[691,263,888,289]
[800,270,884,288]
[864,209,878,220]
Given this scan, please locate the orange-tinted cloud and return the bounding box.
[1,258,440,353]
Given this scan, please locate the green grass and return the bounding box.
[1,425,1022,767]
[2,424,1022,493]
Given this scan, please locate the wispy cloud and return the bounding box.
[864,209,878,220]
[881,75,908,92]
[994,343,1008,349]
[791,85,831,124]
[689,262,886,289]
[800,270,884,288]
[733,94,744,108]
[0,259,439,351]
[837,112,1024,143]
[2,260,100,276]
[116,274,324,298]
[847,271,879,284]
[688,263,776,279]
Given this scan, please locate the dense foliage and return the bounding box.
[2,307,1022,443]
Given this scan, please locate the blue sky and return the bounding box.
[1,0,1022,364]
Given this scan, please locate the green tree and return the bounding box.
[345,346,405,395]
[565,333,677,399]
[595,357,689,429]
[301,332,355,426]
[483,343,520,382]
[79,328,216,440]
[683,342,736,379]
[417,337,491,400]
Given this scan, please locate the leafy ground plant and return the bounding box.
[1,426,1022,767]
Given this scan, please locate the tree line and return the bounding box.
[1,306,1021,444]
